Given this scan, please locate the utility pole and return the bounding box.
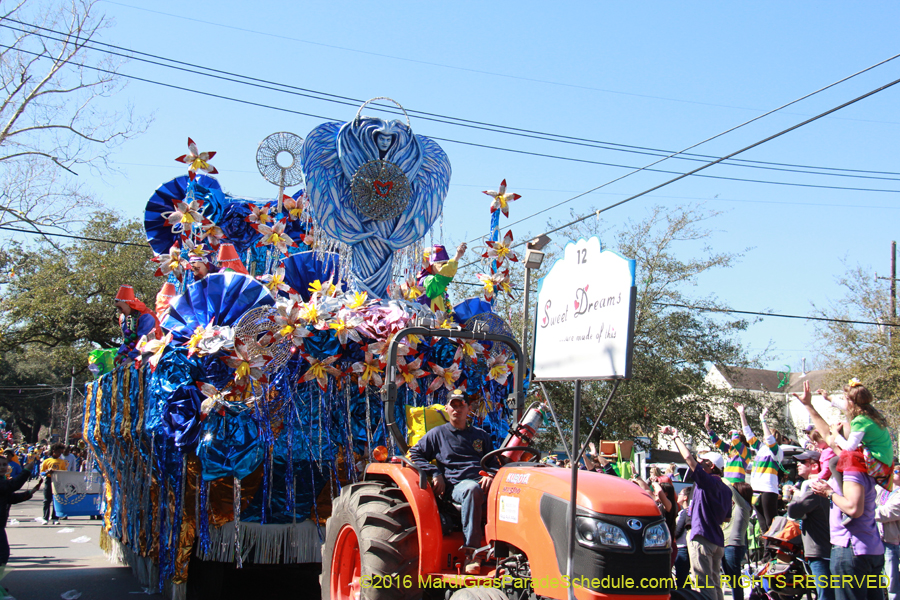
[892,241,896,326]
[64,367,75,444]
[876,241,898,347]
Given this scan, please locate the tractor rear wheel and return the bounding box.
[322,481,420,600]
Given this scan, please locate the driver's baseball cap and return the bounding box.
[449,389,469,403]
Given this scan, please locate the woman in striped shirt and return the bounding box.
[735,403,784,535]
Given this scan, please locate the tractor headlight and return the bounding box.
[575,517,632,550]
[643,522,670,550]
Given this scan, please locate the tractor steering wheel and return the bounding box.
[480,446,543,475]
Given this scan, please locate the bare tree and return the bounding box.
[0,0,147,234]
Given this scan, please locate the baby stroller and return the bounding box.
[748,516,816,600]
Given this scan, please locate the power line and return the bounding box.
[3,222,892,331]
[4,19,900,186]
[0,225,149,247]
[2,42,893,199]
[93,0,900,129]
[652,302,900,328]
[462,71,900,256]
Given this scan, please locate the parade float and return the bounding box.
[82,99,526,597]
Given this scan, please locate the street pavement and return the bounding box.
[4,494,147,600]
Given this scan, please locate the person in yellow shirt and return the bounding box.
[40,444,67,525]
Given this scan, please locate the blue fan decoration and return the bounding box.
[281,251,342,301]
[144,174,227,254]
[161,272,274,342]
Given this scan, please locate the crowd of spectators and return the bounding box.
[568,378,897,600]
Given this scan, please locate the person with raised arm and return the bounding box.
[704,412,750,484]
[735,402,783,534]
[658,425,731,600]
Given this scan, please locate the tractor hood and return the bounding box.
[494,464,661,517]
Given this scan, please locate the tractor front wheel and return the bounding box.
[322,482,420,600]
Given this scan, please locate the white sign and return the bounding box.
[532,236,636,381]
[498,495,519,523]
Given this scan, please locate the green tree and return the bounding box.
[0,212,156,440]
[460,205,766,452]
[813,262,900,427]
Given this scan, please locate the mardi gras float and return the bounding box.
[82,99,527,595]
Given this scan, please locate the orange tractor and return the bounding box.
[322,326,675,600]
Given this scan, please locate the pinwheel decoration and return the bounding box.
[308,279,337,299]
[364,337,411,359]
[222,339,270,389]
[137,332,172,373]
[396,355,427,393]
[343,291,369,310]
[426,360,462,393]
[456,339,485,363]
[300,354,343,391]
[184,239,211,261]
[259,266,295,297]
[161,194,209,238]
[175,138,219,181]
[329,316,363,346]
[254,218,298,255]
[282,193,306,221]
[477,269,513,302]
[198,221,226,249]
[186,325,207,357]
[245,203,275,227]
[152,243,186,280]
[483,179,521,218]
[486,353,514,385]
[198,382,227,418]
[350,351,385,393]
[269,298,312,347]
[483,230,519,266]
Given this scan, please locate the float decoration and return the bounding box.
[300,97,451,298]
[175,137,218,181]
[87,129,524,590]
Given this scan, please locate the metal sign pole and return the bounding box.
[566,379,581,600]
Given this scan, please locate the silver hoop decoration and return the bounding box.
[256,132,305,187]
[353,97,412,129]
[463,312,514,362]
[233,306,292,372]
[350,160,413,221]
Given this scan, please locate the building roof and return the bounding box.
[713,365,835,394]
[714,365,785,392]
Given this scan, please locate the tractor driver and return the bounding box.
[409,389,497,574]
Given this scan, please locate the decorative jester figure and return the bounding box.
[415,242,467,313]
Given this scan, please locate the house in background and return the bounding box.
[708,365,844,439]
[657,365,844,454]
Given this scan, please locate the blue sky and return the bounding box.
[46,1,900,371]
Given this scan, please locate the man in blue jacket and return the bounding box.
[409,389,495,574]
[659,425,732,600]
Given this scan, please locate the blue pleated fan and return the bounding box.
[144,174,227,255]
[161,272,274,342]
[281,251,342,301]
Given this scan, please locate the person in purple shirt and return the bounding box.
[659,425,732,600]
[811,468,885,600]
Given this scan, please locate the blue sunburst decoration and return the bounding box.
[281,251,342,302]
[161,272,274,342]
[144,174,227,254]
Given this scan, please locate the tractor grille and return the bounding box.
[539,494,674,594]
